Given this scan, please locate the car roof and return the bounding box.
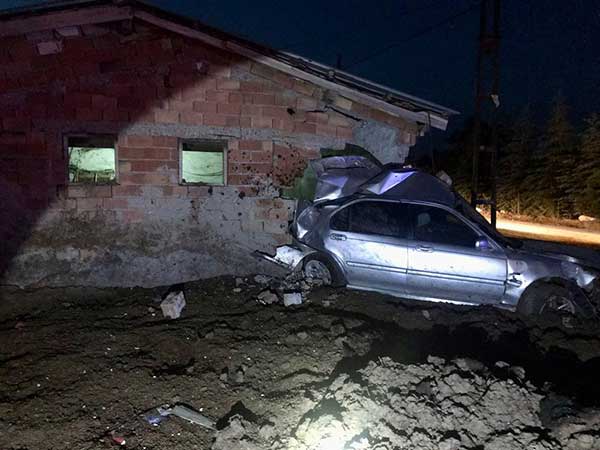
[315,170,457,208]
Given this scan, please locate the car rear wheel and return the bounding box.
[517,283,578,316]
[302,254,345,287]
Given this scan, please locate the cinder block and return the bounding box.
[201,113,227,126]
[263,220,288,234]
[217,103,241,115]
[155,109,179,123]
[91,185,113,198]
[296,97,318,110]
[112,185,143,197]
[76,197,103,210]
[124,135,154,147]
[129,160,177,173]
[294,122,317,134]
[229,92,243,103]
[180,111,204,125]
[187,185,212,198]
[192,101,217,113]
[251,117,273,128]
[253,93,276,105]
[333,95,353,111]
[268,207,291,221]
[160,186,188,197]
[206,91,230,103]
[316,124,338,137]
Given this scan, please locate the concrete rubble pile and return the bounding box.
[212,356,600,450]
[252,270,324,307]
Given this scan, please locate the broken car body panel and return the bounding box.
[274,157,599,314]
[254,245,311,271]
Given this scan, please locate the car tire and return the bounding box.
[517,282,578,316]
[302,254,345,287]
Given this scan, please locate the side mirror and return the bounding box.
[475,237,491,250]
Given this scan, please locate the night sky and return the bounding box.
[3,0,600,127]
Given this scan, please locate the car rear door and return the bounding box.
[323,200,411,295]
[404,203,507,304]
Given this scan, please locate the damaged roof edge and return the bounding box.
[0,0,459,130]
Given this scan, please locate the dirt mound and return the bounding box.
[214,356,600,450]
[2,278,600,450]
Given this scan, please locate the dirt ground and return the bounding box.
[2,276,600,450]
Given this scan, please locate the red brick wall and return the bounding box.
[0,18,418,285]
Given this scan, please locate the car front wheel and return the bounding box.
[302,254,345,287]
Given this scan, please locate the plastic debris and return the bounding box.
[143,403,215,430]
[109,431,126,446]
[283,292,303,307]
[160,291,186,319]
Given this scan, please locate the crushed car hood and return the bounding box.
[310,156,455,206]
[310,156,380,203]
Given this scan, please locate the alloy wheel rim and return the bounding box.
[540,294,576,315]
[305,260,332,285]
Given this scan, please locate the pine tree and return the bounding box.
[497,107,535,215]
[576,114,600,216]
[543,95,578,217]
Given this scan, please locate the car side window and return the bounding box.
[409,204,478,248]
[330,201,409,238]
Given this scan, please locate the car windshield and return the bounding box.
[454,197,522,249]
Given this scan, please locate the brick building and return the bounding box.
[0,0,457,287]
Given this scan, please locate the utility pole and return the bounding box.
[471,0,501,228]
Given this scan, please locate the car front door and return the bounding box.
[324,200,410,296]
[405,203,507,304]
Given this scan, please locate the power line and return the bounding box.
[344,2,481,70]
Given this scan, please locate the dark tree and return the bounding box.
[576,114,600,216]
[544,95,578,217]
[497,106,535,215]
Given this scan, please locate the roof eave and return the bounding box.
[0,0,458,130]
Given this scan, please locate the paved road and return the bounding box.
[497,218,600,246]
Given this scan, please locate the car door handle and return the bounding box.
[330,233,347,241]
[416,245,433,252]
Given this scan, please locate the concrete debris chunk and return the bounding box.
[283,292,303,307]
[233,367,245,384]
[254,274,271,285]
[257,290,279,305]
[160,291,186,319]
[509,365,526,380]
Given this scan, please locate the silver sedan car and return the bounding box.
[274,162,599,317]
